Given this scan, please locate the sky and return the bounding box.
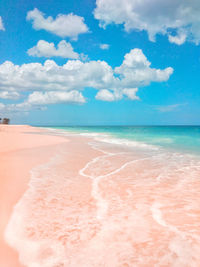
[0,0,200,125]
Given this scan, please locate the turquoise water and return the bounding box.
[46,126,200,155]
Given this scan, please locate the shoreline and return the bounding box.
[1,125,200,266]
[0,125,68,267]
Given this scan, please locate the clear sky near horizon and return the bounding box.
[0,0,200,125]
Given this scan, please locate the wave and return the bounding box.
[5,128,200,266]
[94,136,159,150]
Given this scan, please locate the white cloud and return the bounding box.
[100,43,110,50]
[96,88,139,101]
[27,40,79,59]
[0,49,172,93]
[0,16,5,31]
[168,31,187,45]
[155,103,185,112]
[0,59,114,92]
[94,0,200,44]
[0,48,173,110]
[96,89,117,101]
[26,8,89,39]
[27,90,85,105]
[0,91,20,100]
[114,49,173,88]
[0,91,85,113]
[122,88,139,100]
[0,103,5,110]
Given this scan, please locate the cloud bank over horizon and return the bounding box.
[0,49,173,112]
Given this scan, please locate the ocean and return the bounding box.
[48,125,200,155]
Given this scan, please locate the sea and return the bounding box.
[48,125,200,156]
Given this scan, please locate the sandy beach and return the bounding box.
[2,0,200,265]
[1,125,200,267]
[0,125,67,267]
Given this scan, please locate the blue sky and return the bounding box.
[0,0,200,125]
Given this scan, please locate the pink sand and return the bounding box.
[0,125,67,267]
[1,125,200,266]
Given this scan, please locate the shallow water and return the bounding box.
[50,126,200,155]
[5,128,200,267]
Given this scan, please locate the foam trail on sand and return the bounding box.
[4,132,200,267]
[79,141,154,220]
[5,149,65,267]
[79,144,113,219]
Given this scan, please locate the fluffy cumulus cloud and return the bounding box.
[122,88,139,100]
[96,89,117,101]
[0,48,173,111]
[27,40,79,59]
[94,0,200,45]
[26,8,89,39]
[0,59,114,92]
[114,49,173,88]
[96,88,139,101]
[0,16,5,31]
[0,91,85,113]
[0,91,20,100]
[26,91,85,105]
[100,43,110,50]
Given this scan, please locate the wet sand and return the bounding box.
[0,125,67,267]
[1,126,200,266]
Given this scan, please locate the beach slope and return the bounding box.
[0,125,66,267]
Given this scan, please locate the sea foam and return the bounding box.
[4,131,200,267]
